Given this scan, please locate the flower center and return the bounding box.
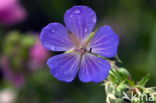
[74,43,92,54]
[75,47,87,54]
[68,32,94,54]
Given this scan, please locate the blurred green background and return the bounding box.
[0,0,156,103]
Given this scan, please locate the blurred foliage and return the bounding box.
[1,31,36,71]
[0,0,156,103]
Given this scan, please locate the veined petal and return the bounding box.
[79,53,110,83]
[64,6,96,41]
[90,25,119,58]
[47,53,80,82]
[40,23,74,51]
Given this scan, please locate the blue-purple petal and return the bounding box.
[79,53,110,83]
[40,23,74,51]
[47,53,80,82]
[64,6,96,41]
[90,25,119,58]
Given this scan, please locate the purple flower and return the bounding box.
[40,6,119,83]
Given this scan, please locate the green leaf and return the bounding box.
[138,74,150,86]
[117,68,135,86]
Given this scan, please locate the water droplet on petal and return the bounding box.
[45,43,56,51]
[91,14,96,23]
[84,28,88,33]
[51,29,55,33]
[69,14,73,17]
[52,45,56,50]
[74,8,80,14]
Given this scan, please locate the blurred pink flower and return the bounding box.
[0,0,27,25]
[0,34,49,87]
[29,37,49,70]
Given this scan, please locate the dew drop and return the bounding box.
[69,14,73,17]
[74,8,80,14]
[45,43,56,51]
[51,45,56,50]
[51,29,55,33]
[91,14,96,23]
[84,28,88,32]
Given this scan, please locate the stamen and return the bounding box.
[89,48,92,53]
